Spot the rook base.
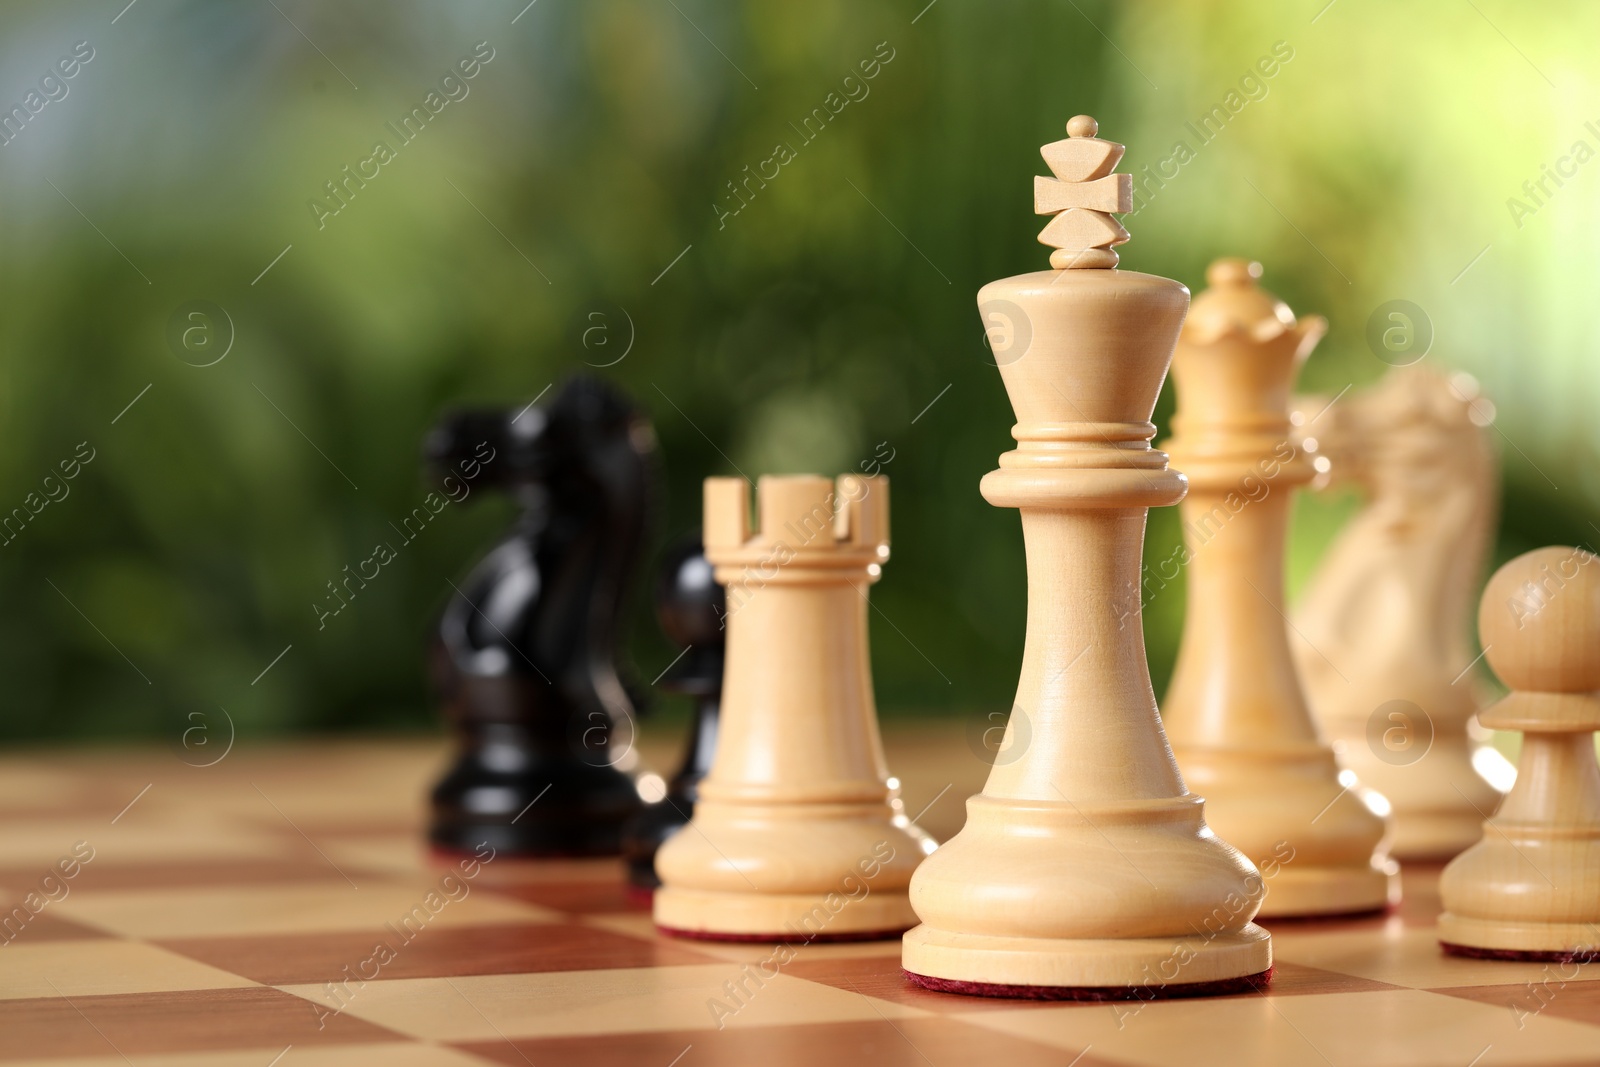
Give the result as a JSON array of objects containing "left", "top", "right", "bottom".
[{"left": 655, "top": 886, "right": 916, "bottom": 941}]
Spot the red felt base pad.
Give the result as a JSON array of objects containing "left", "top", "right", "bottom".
[
  {"left": 656, "top": 924, "right": 911, "bottom": 944},
  {"left": 1441, "top": 942, "right": 1600, "bottom": 964},
  {"left": 903, "top": 966, "right": 1274, "bottom": 1001}
]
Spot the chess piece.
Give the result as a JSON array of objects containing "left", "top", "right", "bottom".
[
  {"left": 1292, "top": 368, "right": 1506, "bottom": 858},
  {"left": 903, "top": 119, "right": 1270, "bottom": 997},
  {"left": 428, "top": 376, "right": 658, "bottom": 856},
  {"left": 1034, "top": 113, "right": 1132, "bottom": 270},
  {"left": 1160, "top": 259, "right": 1396, "bottom": 918},
  {"left": 654, "top": 475, "right": 929, "bottom": 939},
  {"left": 1440, "top": 546, "right": 1600, "bottom": 960},
  {"left": 621, "top": 534, "right": 725, "bottom": 893}
]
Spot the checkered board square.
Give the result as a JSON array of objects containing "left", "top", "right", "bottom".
[{"left": 1, "top": 732, "right": 1597, "bottom": 1067}]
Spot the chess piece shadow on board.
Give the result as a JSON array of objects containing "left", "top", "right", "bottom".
[
  {"left": 427, "top": 375, "right": 659, "bottom": 857},
  {"left": 903, "top": 118, "right": 1271, "bottom": 999},
  {"left": 620, "top": 533, "right": 724, "bottom": 896},
  {"left": 1440, "top": 546, "right": 1600, "bottom": 961},
  {"left": 1290, "top": 368, "right": 1507, "bottom": 859}
]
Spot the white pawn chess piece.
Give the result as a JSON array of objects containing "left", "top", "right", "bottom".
[
  {"left": 1160, "top": 259, "right": 1396, "bottom": 918},
  {"left": 654, "top": 474, "right": 930, "bottom": 939},
  {"left": 902, "top": 119, "right": 1270, "bottom": 997},
  {"left": 1439, "top": 546, "right": 1600, "bottom": 960}
]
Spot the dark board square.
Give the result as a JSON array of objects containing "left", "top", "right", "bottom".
[
  {"left": 0, "top": 986, "right": 401, "bottom": 1060},
  {"left": 1435, "top": 979, "right": 1600, "bottom": 1027},
  {"left": 456, "top": 1018, "right": 1113, "bottom": 1067},
  {"left": 158, "top": 920, "right": 718, "bottom": 984}
]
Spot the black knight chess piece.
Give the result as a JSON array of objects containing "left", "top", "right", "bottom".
[
  {"left": 427, "top": 376, "right": 658, "bottom": 856},
  {"left": 621, "top": 534, "right": 725, "bottom": 893}
]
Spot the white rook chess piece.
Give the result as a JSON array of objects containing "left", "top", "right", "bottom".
[
  {"left": 902, "top": 118, "right": 1270, "bottom": 997},
  {"left": 1160, "top": 259, "right": 1397, "bottom": 918},
  {"left": 1440, "top": 546, "right": 1600, "bottom": 959},
  {"left": 654, "top": 474, "right": 929, "bottom": 940}
]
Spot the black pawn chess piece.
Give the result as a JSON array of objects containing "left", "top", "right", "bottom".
[
  {"left": 621, "top": 534, "right": 725, "bottom": 893},
  {"left": 427, "top": 376, "right": 658, "bottom": 856}
]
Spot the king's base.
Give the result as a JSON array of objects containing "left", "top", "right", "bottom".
[
  {"left": 1256, "top": 860, "right": 1398, "bottom": 919},
  {"left": 1439, "top": 914, "right": 1600, "bottom": 958},
  {"left": 900, "top": 922, "right": 1271, "bottom": 993},
  {"left": 654, "top": 886, "right": 916, "bottom": 942},
  {"left": 660, "top": 924, "right": 911, "bottom": 944}
]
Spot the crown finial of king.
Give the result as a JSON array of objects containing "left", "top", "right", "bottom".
[{"left": 1034, "top": 115, "right": 1133, "bottom": 270}]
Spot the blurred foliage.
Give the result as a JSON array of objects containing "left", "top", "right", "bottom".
[{"left": 1, "top": 0, "right": 1596, "bottom": 742}]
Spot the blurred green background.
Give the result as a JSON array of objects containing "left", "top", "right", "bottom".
[{"left": 3, "top": 0, "right": 1597, "bottom": 742}]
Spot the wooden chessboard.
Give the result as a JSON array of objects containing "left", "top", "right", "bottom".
[{"left": 3, "top": 726, "right": 1598, "bottom": 1067}]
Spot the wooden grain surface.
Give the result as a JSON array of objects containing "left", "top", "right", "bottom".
[{"left": 0, "top": 728, "right": 1595, "bottom": 1066}]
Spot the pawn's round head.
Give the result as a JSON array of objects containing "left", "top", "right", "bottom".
[
  {"left": 1480, "top": 546, "right": 1600, "bottom": 693},
  {"left": 655, "top": 535, "right": 726, "bottom": 649}
]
